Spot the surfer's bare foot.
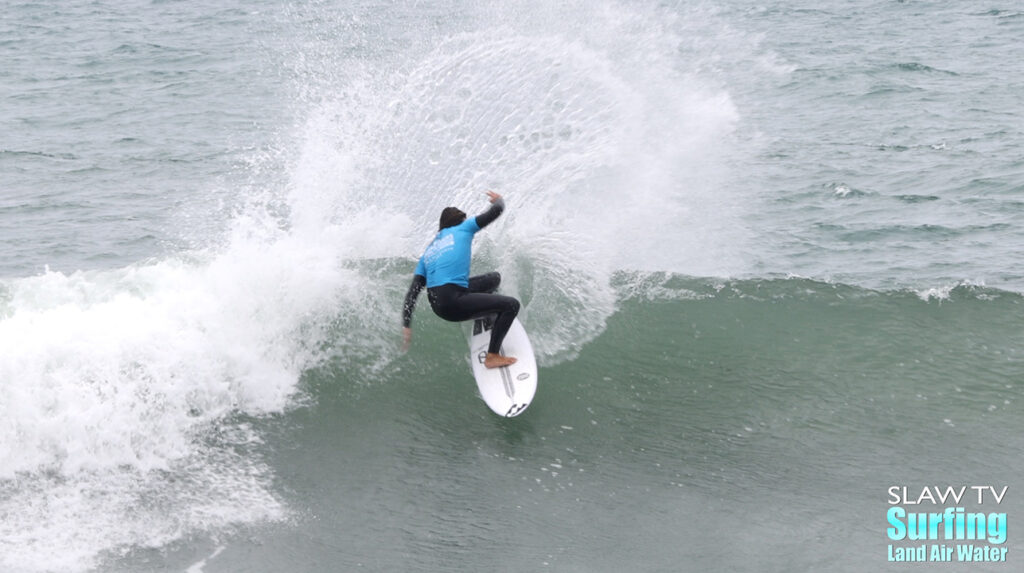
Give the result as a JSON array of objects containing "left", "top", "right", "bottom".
[{"left": 484, "top": 353, "right": 517, "bottom": 369}]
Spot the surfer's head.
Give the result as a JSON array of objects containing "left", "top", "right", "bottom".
[{"left": 439, "top": 207, "right": 467, "bottom": 230}]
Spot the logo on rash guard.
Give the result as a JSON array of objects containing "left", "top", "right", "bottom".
[{"left": 423, "top": 233, "right": 455, "bottom": 265}]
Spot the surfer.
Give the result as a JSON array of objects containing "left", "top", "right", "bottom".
[{"left": 402, "top": 191, "right": 520, "bottom": 369}]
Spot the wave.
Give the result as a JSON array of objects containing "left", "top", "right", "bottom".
[
  {"left": 892, "top": 62, "right": 959, "bottom": 76},
  {"left": 1, "top": 1, "right": 763, "bottom": 570},
  {"left": 3, "top": 255, "right": 1019, "bottom": 572},
  {"left": 617, "top": 272, "right": 1024, "bottom": 304}
]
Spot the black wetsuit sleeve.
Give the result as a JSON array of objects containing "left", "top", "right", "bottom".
[
  {"left": 474, "top": 197, "right": 505, "bottom": 229},
  {"left": 402, "top": 274, "right": 426, "bottom": 327}
]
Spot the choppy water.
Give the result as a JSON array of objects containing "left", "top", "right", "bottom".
[{"left": 1, "top": 1, "right": 1022, "bottom": 572}]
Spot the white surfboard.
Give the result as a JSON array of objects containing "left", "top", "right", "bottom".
[{"left": 467, "top": 315, "right": 537, "bottom": 417}]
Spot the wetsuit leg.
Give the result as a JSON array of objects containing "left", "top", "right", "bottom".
[
  {"left": 429, "top": 283, "right": 520, "bottom": 354},
  {"left": 481, "top": 294, "right": 520, "bottom": 354},
  {"left": 467, "top": 272, "right": 501, "bottom": 294}
]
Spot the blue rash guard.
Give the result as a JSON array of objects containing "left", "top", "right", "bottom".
[
  {"left": 401, "top": 198, "right": 505, "bottom": 328},
  {"left": 401, "top": 198, "right": 519, "bottom": 355},
  {"left": 414, "top": 217, "right": 481, "bottom": 288}
]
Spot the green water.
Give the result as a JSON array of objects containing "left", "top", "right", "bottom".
[{"left": 103, "top": 278, "right": 1024, "bottom": 572}]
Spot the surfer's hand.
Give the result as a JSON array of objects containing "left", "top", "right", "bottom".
[
  {"left": 485, "top": 190, "right": 502, "bottom": 203},
  {"left": 402, "top": 327, "right": 412, "bottom": 352}
]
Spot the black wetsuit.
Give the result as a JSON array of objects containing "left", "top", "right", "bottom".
[{"left": 402, "top": 199, "right": 520, "bottom": 355}]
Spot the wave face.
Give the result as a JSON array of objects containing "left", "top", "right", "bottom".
[{"left": 99, "top": 276, "right": 1024, "bottom": 572}]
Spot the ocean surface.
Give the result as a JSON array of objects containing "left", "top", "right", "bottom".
[{"left": 1, "top": 1, "right": 1022, "bottom": 571}]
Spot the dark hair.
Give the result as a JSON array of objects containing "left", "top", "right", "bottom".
[{"left": 439, "top": 207, "right": 467, "bottom": 230}]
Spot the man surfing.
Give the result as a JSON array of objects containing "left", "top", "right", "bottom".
[{"left": 402, "top": 191, "right": 520, "bottom": 369}]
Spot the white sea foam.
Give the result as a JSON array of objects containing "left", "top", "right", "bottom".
[
  {"left": 0, "top": 232, "right": 348, "bottom": 570},
  {"left": 914, "top": 279, "right": 987, "bottom": 302},
  {"left": 0, "top": 144, "right": 401, "bottom": 570}
]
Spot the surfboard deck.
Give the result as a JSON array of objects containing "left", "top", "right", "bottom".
[{"left": 466, "top": 315, "right": 537, "bottom": 417}]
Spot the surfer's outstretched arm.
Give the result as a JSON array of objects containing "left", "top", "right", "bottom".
[
  {"left": 475, "top": 191, "right": 505, "bottom": 229},
  {"left": 401, "top": 273, "right": 426, "bottom": 350}
]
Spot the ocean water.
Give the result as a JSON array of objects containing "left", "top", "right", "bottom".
[{"left": 1, "top": 1, "right": 1022, "bottom": 571}]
